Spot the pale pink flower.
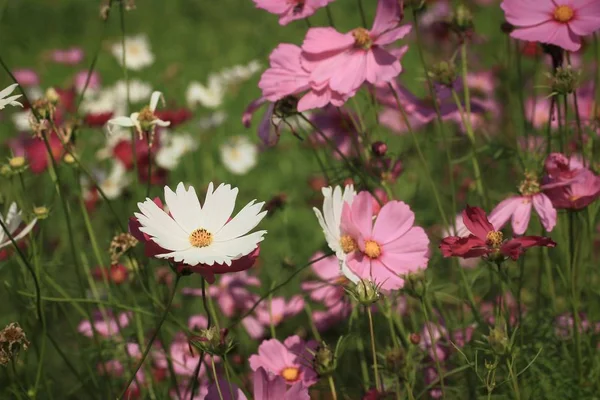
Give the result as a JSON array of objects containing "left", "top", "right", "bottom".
[
  {"left": 525, "top": 96, "right": 558, "bottom": 129},
  {"left": 255, "top": 295, "right": 305, "bottom": 327},
  {"left": 170, "top": 381, "right": 209, "bottom": 400},
  {"left": 249, "top": 335, "right": 318, "bottom": 386},
  {"left": 312, "top": 301, "right": 352, "bottom": 331},
  {"left": 253, "top": 0, "right": 335, "bottom": 26},
  {"left": 301, "top": 252, "right": 348, "bottom": 306},
  {"left": 74, "top": 70, "right": 101, "bottom": 92},
  {"left": 501, "top": 0, "right": 600, "bottom": 52},
  {"left": 154, "top": 333, "right": 207, "bottom": 377},
  {"left": 259, "top": 44, "right": 349, "bottom": 112},
  {"left": 340, "top": 191, "right": 430, "bottom": 290},
  {"left": 51, "top": 47, "right": 84, "bottom": 65},
  {"left": 13, "top": 69, "right": 39, "bottom": 86},
  {"left": 78, "top": 310, "right": 131, "bottom": 338},
  {"left": 542, "top": 152, "right": 600, "bottom": 209},
  {"left": 309, "top": 106, "right": 359, "bottom": 159},
  {"left": 301, "top": 0, "right": 411, "bottom": 95},
  {"left": 489, "top": 173, "right": 557, "bottom": 235}
]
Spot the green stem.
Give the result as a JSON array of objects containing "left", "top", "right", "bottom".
[
  {"left": 211, "top": 357, "right": 225, "bottom": 400},
  {"left": 118, "top": 274, "right": 181, "bottom": 399},
  {"left": 367, "top": 307, "right": 381, "bottom": 391},
  {"left": 328, "top": 375, "right": 338, "bottom": 400},
  {"left": 507, "top": 358, "right": 521, "bottom": 400},
  {"left": 422, "top": 298, "right": 446, "bottom": 398}
]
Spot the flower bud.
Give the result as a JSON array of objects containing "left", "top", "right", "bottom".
[
  {"left": 548, "top": 66, "right": 580, "bottom": 95},
  {"left": 371, "top": 141, "right": 387, "bottom": 157},
  {"left": 452, "top": 4, "right": 474, "bottom": 32},
  {"left": 33, "top": 206, "right": 50, "bottom": 220},
  {"left": 486, "top": 319, "right": 509, "bottom": 356},
  {"left": 45, "top": 88, "right": 60, "bottom": 104},
  {"left": 0, "top": 164, "right": 12, "bottom": 177},
  {"left": 347, "top": 279, "right": 381, "bottom": 305},
  {"left": 8, "top": 156, "right": 26, "bottom": 171},
  {"left": 63, "top": 153, "right": 76, "bottom": 165},
  {"left": 384, "top": 347, "right": 406, "bottom": 374},
  {"left": 190, "top": 326, "right": 234, "bottom": 356},
  {"left": 428, "top": 61, "right": 457, "bottom": 87},
  {"left": 403, "top": 271, "right": 428, "bottom": 299},
  {"left": 409, "top": 333, "right": 421, "bottom": 345},
  {"left": 312, "top": 342, "right": 336, "bottom": 377}
]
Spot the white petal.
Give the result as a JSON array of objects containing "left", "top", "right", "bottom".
[
  {"left": 0, "top": 83, "right": 19, "bottom": 99},
  {"left": 313, "top": 207, "right": 340, "bottom": 254},
  {"left": 5, "top": 203, "right": 21, "bottom": 235},
  {"left": 149, "top": 91, "right": 163, "bottom": 111},
  {"left": 12, "top": 218, "right": 37, "bottom": 242},
  {"left": 164, "top": 183, "right": 202, "bottom": 233},
  {"left": 212, "top": 230, "right": 266, "bottom": 258},
  {"left": 196, "top": 182, "right": 214, "bottom": 228},
  {"left": 108, "top": 116, "right": 135, "bottom": 128},
  {"left": 213, "top": 200, "right": 266, "bottom": 241},
  {"left": 136, "top": 199, "right": 190, "bottom": 251},
  {"left": 202, "top": 183, "right": 238, "bottom": 233},
  {"left": 157, "top": 246, "right": 231, "bottom": 266},
  {"left": 153, "top": 118, "right": 170, "bottom": 127}
]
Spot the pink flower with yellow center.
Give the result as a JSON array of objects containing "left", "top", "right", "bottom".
[{"left": 501, "top": 0, "right": 600, "bottom": 51}]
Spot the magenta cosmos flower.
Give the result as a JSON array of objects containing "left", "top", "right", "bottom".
[
  {"left": 501, "top": 0, "right": 600, "bottom": 51},
  {"left": 542, "top": 153, "right": 600, "bottom": 210},
  {"left": 259, "top": 43, "right": 349, "bottom": 112},
  {"left": 253, "top": 0, "right": 335, "bottom": 26},
  {"left": 249, "top": 335, "right": 318, "bottom": 386},
  {"left": 440, "top": 206, "right": 556, "bottom": 262},
  {"left": 489, "top": 172, "right": 557, "bottom": 235},
  {"left": 340, "top": 191, "right": 430, "bottom": 291},
  {"left": 77, "top": 310, "right": 131, "bottom": 338},
  {"left": 301, "top": 0, "right": 411, "bottom": 96}
]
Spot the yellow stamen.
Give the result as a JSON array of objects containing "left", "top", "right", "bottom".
[
  {"left": 352, "top": 27, "right": 372, "bottom": 49},
  {"left": 554, "top": 5, "right": 574, "bottom": 23},
  {"left": 364, "top": 240, "right": 381, "bottom": 259},
  {"left": 340, "top": 235, "right": 358, "bottom": 254},
  {"left": 189, "top": 228, "right": 213, "bottom": 248},
  {"left": 485, "top": 231, "right": 504, "bottom": 248},
  {"left": 281, "top": 367, "right": 300, "bottom": 382}
]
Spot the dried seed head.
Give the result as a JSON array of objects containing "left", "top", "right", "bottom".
[
  {"left": 109, "top": 232, "right": 139, "bottom": 265},
  {"left": 0, "top": 322, "right": 30, "bottom": 361}
]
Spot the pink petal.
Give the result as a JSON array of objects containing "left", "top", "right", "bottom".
[
  {"left": 500, "top": 0, "right": 554, "bottom": 26},
  {"left": 369, "top": 258, "right": 405, "bottom": 290},
  {"left": 372, "top": 200, "right": 415, "bottom": 245},
  {"left": 350, "top": 191, "right": 375, "bottom": 238},
  {"left": 569, "top": 0, "right": 600, "bottom": 36},
  {"left": 511, "top": 22, "right": 581, "bottom": 52},
  {"left": 328, "top": 51, "right": 368, "bottom": 94},
  {"left": 462, "top": 206, "right": 494, "bottom": 241},
  {"left": 371, "top": 0, "right": 402, "bottom": 36},
  {"left": 511, "top": 199, "right": 533, "bottom": 236},
  {"left": 488, "top": 196, "right": 521, "bottom": 231},
  {"left": 302, "top": 27, "right": 354, "bottom": 55},
  {"left": 374, "top": 25, "right": 412, "bottom": 46},
  {"left": 365, "top": 47, "right": 402, "bottom": 85},
  {"left": 297, "top": 87, "right": 332, "bottom": 112},
  {"left": 532, "top": 193, "right": 557, "bottom": 232},
  {"left": 379, "top": 226, "right": 430, "bottom": 271}
]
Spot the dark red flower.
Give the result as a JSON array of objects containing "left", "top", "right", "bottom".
[
  {"left": 84, "top": 112, "right": 113, "bottom": 127},
  {"left": 154, "top": 108, "right": 193, "bottom": 127},
  {"left": 440, "top": 205, "right": 556, "bottom": 262},
  {"left": 24, "top": 132, "right": 63, "bottom": 174}
]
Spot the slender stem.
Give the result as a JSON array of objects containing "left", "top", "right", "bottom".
[
  {"left": 304, "top": 302, "right": 322, "bottom": 341},
  {"left": 189, "top": 278, "right": 212, "bottom": 399},
  {"left": 328, "top": 376, "right": 338, "bottom": 400},
  {"left": 119, "top": 274, "right": 181, "bottom": 399},
  {"left": 325, "top": 5, "right": 336, "bottom": 28},
  {"left": 507, "top": 358, "right": 521, "bottom": 400},
  {"left": 422, "top": 299, "right": 446, "bottom": 398},
  {"left": 367, "top": 307, "right": 381, "bottom": 391},
  {"left": 211, "top": 356, "right": 225, "bottom": 400},
  {"left": 356, "top": 0, "right": 367, "bottom": 27},
  {"left": 569, "top": 211, "right": 582, "bottom": 382},
  {"left": 146, "top": 133, "right": 152, "bottom": 197}
]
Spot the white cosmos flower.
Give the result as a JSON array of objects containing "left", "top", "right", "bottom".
[
  {"left": 107, "top": 91, "right": 170, "bottom": 136},
  {"left": 0, "top": 203, "right": 37, "bottom": 250},
  {"left": 111, "top": 35, "right": 154, "bottom": 71},
  {"left": 313, "top": 185, "right": 359, "bottom": 283},
  {"left": 98, "top": 161, "right": 130, "bottom": 199},
  {"left": 186, "top": 75, "right": 224, "bottom": 109},
  {"left": 135, "top": 182, "right": 267, "bottom": 266},
  {"left": 81, "top": 88, "right": 119, "bottom": 115},
  {"left": 0, "top": 84, "right": 23, "bottom": 110},
  {"left": 12, "top": 111, "right": 32, "bottom": 131},
  {"left": 155, "top": 132, "right": 199, "bottom": 170},
  {"left": 220, "top": 135, "right": 257, "bottom": 175},
  {"left": 198, "top": 111, "right": 227, "bottom": 130}
]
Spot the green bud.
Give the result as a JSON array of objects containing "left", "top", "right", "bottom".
[
  {"left": 548, "top": 66, "right": 580, "bottom": 95},
  {"left": 403, "top": 271, "right": 428, "bottom": 299},
  {"left": 452, "top": 4, "right": 474, "bottom": 32},
  {"left": 347, "top": 279, "right": 381, "bottom": 305},
  {"left": 428, "top": 61, "right": 457, "bottom": 87},
  {"left": 190, "top": 326, "right": 234, "bottom": 357},
  {"left": 384, "top": 347, "right": 406, "bottom": 376},
  {"left": 312, "top": 342, "right": 336, "bottom": 377},
  {"left": 486, "top": 318, "right": 509, "bottom": 356}
]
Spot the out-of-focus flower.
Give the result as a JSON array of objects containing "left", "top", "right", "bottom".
[
  {"left": 440, "top": 205, "right": 556, "bottom": 262},
  {"left": 301, "top": 0, "right": 411, "bottom": 96},
  {"left": 0, "top": 203, "right": 37, "bottom": 251},
  {"left": 301, "top": 252, "right": 349, "bottom": 306},
  {"left": 111, "top": 35, "right": 154, "bottom": 70},
  {"left": 525, "top": 96, "right": 558, "bottom": 129},
  {"left": 0, "top": 84, "right": 23, "bottom": 110},
  {"left": 489, "top": 172, "right": 557, "bottom": 235},
  {"left": 249, "top": 335, "right": 319, "bottom": 386},
  {"left": 198, "top": 111, "right": 228, "bottom": 130},
  {"left": 186, "top": 76, "right": 224, "bottom": 109},
  {"left": 95, "top": 161, "right": 131, "bottom": 200},
  {"left": 108, "top": 91, "right": 170, "bottom": 138},
  {"left": 542, "top": 153, "right": 600, "bottom": 210},
  {"left": 220, "top": 135, "right": 258, "bottom": 175},
  {"left": 130, "top": 183, "right": 266, "bottom": 280},
  {"left": 340, "top": 191, "right": 430, "bottom": 290},
  {"left": 112, "top": 79, "right": 153, "bottom": 104},
  {"left": 13, "top": 69, "right": 39, "bottom": 87},
  {"left": 77, "top": 310, "right": 131, "bottom": 338},
  {"left": 501, "top": 0, "right": 600, "bottom": 51},
  {"left": 309, "top": 106, "right": 359, "bottom": 159},
  {"left": 154, "top": 108, "right": 193, "bottom": 127},
  {"left": 313, "top": 185, "right": 359, "bottom": 282},
  {"left": 50, "top": 47, "right": 84, "bottom": 64},
  {"left": 155, "top": 132, "right": 198, "bottom": 170},
  {"left": 255, "top": 295, "right": 304, "bottom": 327},
  {"left": 218, "top": 60, "right": 262, "bottom": 86},
  {"left": 154, "top": 333, "right": 208, "bottom": 377},
  {"left": 253, "top": 0, "right": 335, "bottom": 26},
  {"left": 74, "top": 70, "right": 101, "bottom": 93}
]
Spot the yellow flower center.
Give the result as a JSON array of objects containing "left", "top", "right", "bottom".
[
  {"left": 189, "top": 228, "right": 213, "bottom": 248},
  {"left": 554, "top": 5, "right": 574, "bottom": 23},
  {"left": 364, "top": 240, "right": 381, "bottom": 259},
  {"left": 352, "top": 28, "right": 372, "bottom": 50},
  {"left": 138, "top": 106, "right": 156, "bottom": 124},
  {"left": 335, "top": 276, "right": 349, "bottom": 285},
  {"left": 485, "top": 231, "right": 504, "bottom": 248},
  {"left": 280, "top": 367, "right": 300, "bottom": 382},
  {"left": 340, "top": 235, "right": 358, "bottom": 254}
]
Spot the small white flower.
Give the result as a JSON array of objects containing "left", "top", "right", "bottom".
[
  {"left": 186, "top": 75, "right": 224, "bottom": 109},
  {"left": 218, "top": 60, "right": 262, "bottom": 86},
  {"left": 98, "top": 161, "right": 131, "bottom": 199},
  {"left": 12, "top": 111, "right": 32, "bottom": 131},
  {"left": 107, "top": 91, "right": 170, "bottom": 137},
  {"left": 111, "top": 35, "right": 154, "bottom": 71},
  {"left": 0, "top": 203, "right": 37, "bottom": 250},
  {"left": 155, "top": 132, "right": 199, "bottom": 170},
  {"left": 198, "top": 111, "right": 227, "bottom": 130},
  {"left": 134, "top": 182, "right": 267, "bottom": 266},
  {"left": 313, "top": 185, "right": 359, "bottom": 282},
  {"left": 81, "top": 88, "right": 119, "bottom": 115},
  {"left": 0, "top": 84, "right": 23, "bottom": 110},
  {"left": 220, "top": 136, "right": 257, "bottom": 175},
  {"left": 112, "top": 79, "right": 153, "bottom": 104}
]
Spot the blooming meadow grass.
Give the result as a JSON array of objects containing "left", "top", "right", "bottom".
[{"left": 1, "top": 0, "right": 600, "bottom": 399}]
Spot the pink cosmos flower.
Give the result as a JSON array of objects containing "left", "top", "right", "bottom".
[
  {"left": 255, "top": 295, "right": 305, "bottom": 327},
  {"left": 340, "top": 191, "right": 430, "bottom": 290},
  {"left": 13, "top": 69, "right": 39, "bottom": 86},
  {"left": 154, "top": 333, "right": 208, "bottom": 377},
  {"left": 312, "top": 301, "right": 352, "bottom": 331},
  {"left": 78, "top": 310, "right": 131, "bottom": 338},
  {"left": 501, "top": 0, "right": 600, "bottom": 52},
  {"left": 309, "top": 106, "right": 359, "bottom": 159},
  {"left": 170, "top": 381, "right": 209, "bottom": 400},
  {"left": 253, "top": 0, "right": 335, "bottom": 26},
  {"left": 301, "top": 252, "right": 348, "bottom": 306},
  {"left": 50, "top": 47, "right": 84, "bottom": 64},
  {"left": 259, "top": 44, "right": 349, "bottom": 112},
  {"left": 301, "top": 0, "right": 411, "bottom": 96},
  {"left": 525, "top": 96, "right": 559, "bottom": 129},
  {"left": 75, "top": 70, "right": 101, "bottom": 92},
  {"left": 440, "top": 205, "right": 556, "bottom": 261},
  {"left": 542, "top": 152, "right": 600, "bottom": 209},
  {"left": 489, "top": 173, "right": 557, "bottom": 235},
  {"left": 249, "top": 335, "right": 318, "bottom": 386}
]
